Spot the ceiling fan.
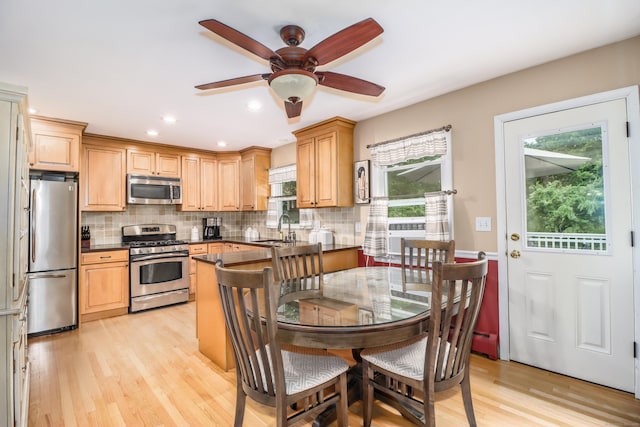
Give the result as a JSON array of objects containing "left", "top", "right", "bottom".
[{"left": 195, "top": 18, "right": 385, "bottom": 119}]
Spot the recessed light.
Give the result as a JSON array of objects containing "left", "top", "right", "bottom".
[
  {"left": 28, "top": 108, "right": 38, "bottom": 114},
  {"left": 162, "top": 115, "right": 177, "bottom": 123},
  {"left": 146, "top": 130, "right": 159, "bottom": 137},
  {"left": 217, "top": 141, "right": 227, "bottom": 147},
  {"left": 247, "top": 100, "right": 262, "bottom": 111}
]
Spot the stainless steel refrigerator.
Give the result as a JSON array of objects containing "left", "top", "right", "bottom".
[{"left": 27, "top": 173, "right": 78, "bottom": 335}]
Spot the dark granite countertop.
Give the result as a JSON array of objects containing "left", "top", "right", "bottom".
[
  {"left": 193, "top": 243, "right": 359, "bottom": 267},
  {"left": 80, "top": 243, "right": 130, "bottom": 253},
  {"left": 81, "top": 237, "right": 359, "bottom": 257}
]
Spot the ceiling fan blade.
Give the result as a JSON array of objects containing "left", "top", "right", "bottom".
[
  {"left": 304, "top": 18, "right": 383, "bottom": 66},
  {"left": 199, "top": 19, "right": 280, "bottom": 61},
  {"left": 285, "top": 101, "right": 303, "bottom": 118},
  {"left": 316, "top": 71, "right": 385, "bottom": 96},
  {"left": 195, "top": 73, "right": 270, "bottom": 90}
]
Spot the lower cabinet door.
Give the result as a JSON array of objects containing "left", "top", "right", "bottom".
[{"left": 80, "top": 261, "right": 129, "bottom": 314}]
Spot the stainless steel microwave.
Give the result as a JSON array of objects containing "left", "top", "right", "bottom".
[{"left": 127, "top": 174, "right": 182, "bottom": 205}]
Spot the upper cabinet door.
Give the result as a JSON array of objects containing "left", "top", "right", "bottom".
[
  {"left": 81, "top": 141, "right": 126, "bottom": 211},
  {"left": 179, "top": 156, "right": 201, "bottom": 211},
  {"left": 296, "top": 137, "right": 316, "bottom": 208},
  {"left": 30, "top": 117, "right": 86, "bottom": 172},
  {"left": 200, "top": 157, "right": 218, "bottom": 211},
  {"left": 156, "top": 152, "right": 181, "bottom": 177},
  {"left": 240, "top": 147, "right": 271, "bottom": 211},
  {"left": 314, "top": 131, "right": 338, "bottom": 207},
  {"left": 218, "top": 157, "right": 240, "bottom": 211},
  {"left": 127, "top": 149, "right": 155, "bottom": 175}
]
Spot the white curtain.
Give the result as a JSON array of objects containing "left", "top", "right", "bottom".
[
  {"left": 370, "top": 128, "right": 448, "bottom": 167},
  {"left": 363, "top": 198, "right": 388, "bottom": 257},
  {"left": 266, "top": 198, "right": 279, "bottom": 228},
  {"left": 268, "top": 164, "right": 296, "bottom": 185},
  {"left": 424, "top": 192, "right": 450, "bottom": 240}
]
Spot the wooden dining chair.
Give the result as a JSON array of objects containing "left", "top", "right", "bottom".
[
  {"left": 400, "top": 238, "right": 455, "bottom": 285},
  {"left": 271, "top": 243, "right": 324, "bottom": 305},
  {"left": 361, "top": 252, "right": 488, "bottom": 427},
  {"left": 215, "top": 265, "right": 349, "bottom": 427}
]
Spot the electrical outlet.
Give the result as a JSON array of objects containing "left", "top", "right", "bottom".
[
  {"left": 355, "top": 222, "right": 361, "bottom": 233},
  {"left": 475, "top": 217, "right": 492, "bottom": 232}
]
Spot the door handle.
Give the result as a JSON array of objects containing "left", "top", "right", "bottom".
[
  {"left": 29, "top": 273, "right": 67, "bottom": 279},
  {"left": 510, "top": 250, "right": 521, "bottom": 259},
  {"left": 31, "top": 188, "right": 36, "bottom": 263}
]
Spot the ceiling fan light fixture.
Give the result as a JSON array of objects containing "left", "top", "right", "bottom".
[{"left": 268, "top": 70, "right": 318, "bottom": 103}]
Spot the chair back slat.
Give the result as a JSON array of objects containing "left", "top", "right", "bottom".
[
  {"left": 216, "top": 266, "right": 284, "bottom": 401},
  {"left": 400, "top": 239, "right": 455, "bottom": 286},
  {"left": 272, "top": 243, "right": 324, "bottom": 304},
  {"left": 426, "top": 254, "right": 488, "bottom": 387}
]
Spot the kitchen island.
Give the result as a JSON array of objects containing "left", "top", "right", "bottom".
[{"left": 193, "top": 243, "right": 359, "bottom": 370}]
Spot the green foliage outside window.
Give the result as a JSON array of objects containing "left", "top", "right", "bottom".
[
  {"left": 386, "top": 155, "right": 442, "bottom": 218},
  {"left": 525, "top": 127, "right": 605, "bottom": 233}
]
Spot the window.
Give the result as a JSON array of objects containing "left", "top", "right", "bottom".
[
  {"left": 372, "top": 140, "right": 452, "bottom": 223},
  {"left": 267, "top": 165, "right": 311, "bottom": 228},
  {"left": 272, "top": 179, "right": 300, "bottom": 225},
  {"left": 366, "top": 129, "right": 453, "bottom": 258}
]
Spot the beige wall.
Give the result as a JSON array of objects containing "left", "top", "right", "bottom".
[
  {"left": 271, "top": 141, "right": 296, "bottom": 168},
  {"left": 353, "top": 35, "right": 640, "bottom": 252}
]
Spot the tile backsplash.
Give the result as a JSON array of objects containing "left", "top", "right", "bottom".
[{"left": 82, "top": 205, "right": 357, "bottom": 246}]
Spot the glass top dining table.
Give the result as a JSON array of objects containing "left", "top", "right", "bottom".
[{"left": 276, "top": 266, "right": 436, "bottom": 349}]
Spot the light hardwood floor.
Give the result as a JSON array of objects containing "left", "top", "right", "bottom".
[{"left": 28, "top": 302, "right": 640, "bottom": 426}]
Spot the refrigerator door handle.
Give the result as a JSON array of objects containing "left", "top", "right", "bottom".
[
  {"left": 31, "top": 188, "right": 36, "bottom": 264},
  {"left": 29, "top": 273, "right": 68, "bottom": 279}
]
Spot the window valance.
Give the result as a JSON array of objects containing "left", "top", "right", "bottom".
[
  {"left": 368, "top": 125, "right": 451, "bottom": 167},
  {"left": 268, "top": 164, "right": 296, "bottom": 184}
]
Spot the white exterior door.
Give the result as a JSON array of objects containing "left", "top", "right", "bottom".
[{"left": 503, "top": 98, "right": 635, "bottom": 393}]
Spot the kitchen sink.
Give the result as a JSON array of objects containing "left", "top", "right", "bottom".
[{"left": 253, "top": 239, "right": 294, "bottom": 246}]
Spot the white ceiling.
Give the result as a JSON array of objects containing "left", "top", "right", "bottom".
[{"left": 1, "top": 1, "right": 639, "bottom": 152}]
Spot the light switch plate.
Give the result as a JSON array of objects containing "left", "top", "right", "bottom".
[
  {"left": 475, "top": 217, "right": 492, "bottom": 232},
  {"left": 355, "top": 222, "right": 361, "bottom": 233}
]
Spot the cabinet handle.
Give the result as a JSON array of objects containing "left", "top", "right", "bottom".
[{"left": 100, "top": 256, "right": 112, "bottom": 259}]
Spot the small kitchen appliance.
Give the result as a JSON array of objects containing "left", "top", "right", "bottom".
[
  {"left": 127, "top": 174, "right": 182, "bottom": 205},
  {"left": 203, "top": 217, "right": 222, "bottom": 240}
]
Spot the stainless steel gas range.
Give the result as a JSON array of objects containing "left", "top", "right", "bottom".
[{"left": 122, "top": 224, "right": 189, "bottom": 313}]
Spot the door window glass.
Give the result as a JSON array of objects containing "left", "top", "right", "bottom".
[{"left": 523, "top": 124, "right": 607, "bottom": 252}]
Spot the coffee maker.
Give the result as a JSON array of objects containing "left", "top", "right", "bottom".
[{"left": 203, "top": 217, "right": 222, "bottom": 240}]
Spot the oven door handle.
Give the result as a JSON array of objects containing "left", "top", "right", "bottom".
[{"left": 130, "top": 253, "right": 189, "bottom": 262}]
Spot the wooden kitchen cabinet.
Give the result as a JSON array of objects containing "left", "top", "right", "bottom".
[
  {"left": 179, "top": 154, "right": 217, "bottom": 212},
  {"left": 126, "top": 148, "right": 181, "bottom": 178},
  {"left": 207, "top": 242, "right": 225, "bottom": 254},
  {"left": 81, "top": 137, "right": 126, "bottom": 211},
  {"left": 188, "top": 242, "right": 226, "bottom": 306},
  {"left": 29, "top": 116, "right": 86, "bottom": 172},
  {"left": 188, "top": 243, "right": 208, "bottom": 299},
  {"left": 0, "top": 83, "right": 30, "bottom": 427},
  {"left": 293, "top": 117, "right": 355, "bottom": 208},
  {"left": 224, "top": 242, "right": 261, "bottom": 252},
  {"left": 218, "top": 154, "right": 241, "bottom": 211},
  {"left": 240, "top": 147, "right": 271, "bottom": 211},
  {"left": 79, "top": 249, "right": 129, "bottom": 322},
  {"left": 299, "top": 297, "right": 357, "bottom": 326}
]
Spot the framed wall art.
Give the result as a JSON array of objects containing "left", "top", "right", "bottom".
[{"left": 354, "top": 160, "right": 370, "bottom": 204}]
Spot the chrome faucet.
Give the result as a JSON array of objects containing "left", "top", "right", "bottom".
[{"left": 277, "top": 214, "right": 294, "bottom": 243}]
